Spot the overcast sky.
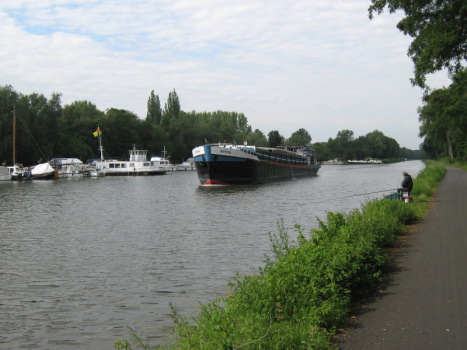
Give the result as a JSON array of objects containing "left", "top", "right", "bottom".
[{"left": 0, "top": 0, "right": 451, "bottom": 149}]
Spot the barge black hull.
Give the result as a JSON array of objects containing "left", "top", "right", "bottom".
[{"left": 195, "top": 159, "right": 319, "bottom": 185}]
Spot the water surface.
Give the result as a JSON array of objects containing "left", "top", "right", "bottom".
[{"left": 0, "top": 161, "right": 424, "bottom": 349}]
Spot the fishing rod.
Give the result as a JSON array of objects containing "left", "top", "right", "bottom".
[{"left": 308, "top": 188, "right": 397, "bottom": 204}]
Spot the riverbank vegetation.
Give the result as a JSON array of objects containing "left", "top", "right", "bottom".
[
  {"left": 439, "top": 158, "right": 467, "bottom": 172},
  {"left": 1, "top": 85, "right": 422, "bottom": 166},
  {"left": 114, "top": 161, "right": 446, "bottom": 349}
]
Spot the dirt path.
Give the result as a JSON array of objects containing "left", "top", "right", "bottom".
[{"left": 337, "top": 166, "right": 467, "bottom": 350}]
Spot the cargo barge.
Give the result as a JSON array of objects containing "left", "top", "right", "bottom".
[{"left": 192, "top": 143, "right": 320, "bottom": 185}]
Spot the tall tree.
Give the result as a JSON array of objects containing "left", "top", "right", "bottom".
[
  {"left": 329, "top": 129, "right": 354, "bottom": 160},
  {"left": 147, "top": 90, "right": 162, "bottom": 124},
  {"left": 60, "top": 100, "right": 104, "bottom": 160},
  {"left": 369, "top": 0, "right": 467, "bottom": 88},
  {"left": 0, "top": 85, "right": 20, "bottom": 164},
  {"left": 365, "top": 130, "right": 387, "bottom": 159},
  {"left": 163, "top": 89, "right": 181, "bottom": 122},
  {"left": 268, "top": 130, "right": 284, "bottom": 148}
]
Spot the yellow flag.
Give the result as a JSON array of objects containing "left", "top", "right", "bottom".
[{"left": 93, "top": 127, "right": 101, "bottom": 137}]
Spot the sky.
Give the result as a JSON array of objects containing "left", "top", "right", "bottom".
[{"left": 0, "top": 0, "right": 451, "bottom": 150}]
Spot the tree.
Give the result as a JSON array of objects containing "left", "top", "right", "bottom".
[
  {"left": 328, "top": 129, "right": 354, "bottom": 160},
  {"left": 0, "top": 85, "right": 20, "bottom": 164},
  {"left": 163, "top": 89, "right": 180, "bottom": 122},
  {"left": 268, "top": 130, "right": 284, "bottom": 148},
  {"left": 60, "top": 100, "right": 104, "bottom": 160},
  {"left": 104, "top": 108, "right": 142, "bottom": 158},
  {"left": 369, "top": 0, "right": 467, "bottom": 88},
  {"left": 245, "top": 129, "right": 268, "bottom": 147},
  {"left": 285, "top": 128, "right": 312, "bottom": 146},
  {"left": 147, "top": 90, "right": 162, "bottom": 124},
  {"left": 418, "top": 69, "right": 467, "bottom": 159},
  {"left": 311, "top": 142, "right": 332, "bottom": 161},
  {"left": 365, "top": 130, "right": 388, "bottom": 159}
]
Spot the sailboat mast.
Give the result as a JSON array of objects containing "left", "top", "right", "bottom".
[{"left": 12, "top": 108, "right": 16, "bottom": 164}]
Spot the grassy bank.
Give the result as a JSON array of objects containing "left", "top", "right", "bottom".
[
  {"left": 116, "top": 161, "right": 446, "bottom": 350},
  {"left": 439, "top": 157, "right": 467, "bottom": 171}
]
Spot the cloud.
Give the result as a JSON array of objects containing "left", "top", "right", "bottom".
[{"left": 0, "top": 0, "right": 451, "bottom": 149}]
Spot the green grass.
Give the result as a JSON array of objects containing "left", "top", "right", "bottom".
[
  {"left": 115, "top": 161, "right": 447, "bottom": 350},
  {"left": 438, "top": 157, "right": 467, "bottom": 171}
]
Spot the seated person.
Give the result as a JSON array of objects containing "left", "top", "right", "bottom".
[{"left": 398, "top": 172, "right": 413, "bottom": 194}]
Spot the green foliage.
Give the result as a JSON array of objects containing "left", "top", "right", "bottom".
[
  {"left": 0, "top": 86, "right": 281, "bottom": 164},
  {"left": 162, "top": 89, "right": 181, "bottom": 122},
  {"left": 268, "top": 130, "right": 284, "bottom": 148},
  {"left": 418, "top": 69, "right": 467, "bottom": 160},
  {"left": 285, "top": 128, "right": 312, "bottom": 146},
  {"left": 369, "top": 0, "right": 467, "bottom": 88},
  {"left": 324, "top": 129, "right": 402, "bottom": 161},
  {"left": 0, "top": 84, "right": 428, "bottom": 166},
  {"left": 439, "top": 157, "right": 467, "bottom": 171},
  {"left": 147, "top": 90, "right": 162, "bottom": 125},
  {"left": 245, "top": 129, "right": 268, "bottom": 147},
  {"left": 410, "top": 160, "right": 447, "bottom": 202}
]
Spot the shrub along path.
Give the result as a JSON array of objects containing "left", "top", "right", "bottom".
[{"left": 338, "top": 165, "right": 467, "bottom": 350}]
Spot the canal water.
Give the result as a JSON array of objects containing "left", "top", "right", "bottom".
[{"left": 0, "top": 161, "right": 424, "bottom": 349}]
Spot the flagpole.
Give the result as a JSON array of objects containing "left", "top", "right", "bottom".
[{"left": 98, "top": 127, "right": 104, "bottom": 161}]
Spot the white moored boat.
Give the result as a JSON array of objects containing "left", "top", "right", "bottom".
[
  {"left": 50, "top": 158, "right": 93, "bottom": 178},
  {"left": 0, "top": 166, "right": 12, "bottom": 181},
  {"left": 92, "top": 148, "right": 167, "bottom": 176},
  {"left": 89, "top": 127, "right": 166, "bottom": 176},
  {"left": 176, "top": 158, "right": 195, "bottom": 171}
]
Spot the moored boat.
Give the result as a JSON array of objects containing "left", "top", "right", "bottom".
[
  {"left": 10, "top": 162, "right": 56, "bottom": 180},
  {"left": 89, "top": 126, "right": 167, "bottom": 176},
  {"left": 348, "top": 158, "right": 383, "bottom": 164},
  {"left": 150, "top": 147, "right": 176, "bottom": 171},
  {"left": 91, "top": 148, "right": 167, "bottom": 176},
  {"left": 192, "top": 143, "right": 320, "bottom": 185},
  {"left": 176, "top": 158, "right": 195, "bottom": 171},
  {"left": 50, "top": 158, "right": 94, "bottom": 178},
  {"left": 0, "top": 166, "right": 12, "bottom": 181}
]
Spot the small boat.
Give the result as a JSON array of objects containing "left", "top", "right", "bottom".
[
  {"left": 7, "top": 164, "right": 25, "bottom": 180},
  {"left": 348, "top": 158, "right": 383, "bottom": 164},
  {"left": 87, "top": 168, "right": 106, "bottom": 177},
  {"left": 0, "top": 166, "right": 12, "bottom": 181},
  {"left": 10, "top": 162, "right": 56, "bottom": 180},
  {"left": 322, "top": 158, "right": 344, "bottom": 165},
  {"left": 150, "top": 147, "right": 177, "bottom": 171},
  {"left": 50, "top": 158, "right": 93, "bottom": 178},
  {"left": 192, "top": 143, "right": 320, "bottom": 185},
  {"left": 176, "top": 158, "right": 195, "bottom": 171}
]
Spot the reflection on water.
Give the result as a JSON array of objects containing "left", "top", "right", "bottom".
[{"left": 0, "top": 161, "right": 424, "bottom": 349}]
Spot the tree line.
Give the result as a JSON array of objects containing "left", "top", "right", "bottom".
[{"left": 1, "top": 85, "right": 421, "bottom": 166}]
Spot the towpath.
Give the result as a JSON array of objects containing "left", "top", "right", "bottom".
[{"left": 337, "top": 165, "right": 467, "bottom": 350}]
